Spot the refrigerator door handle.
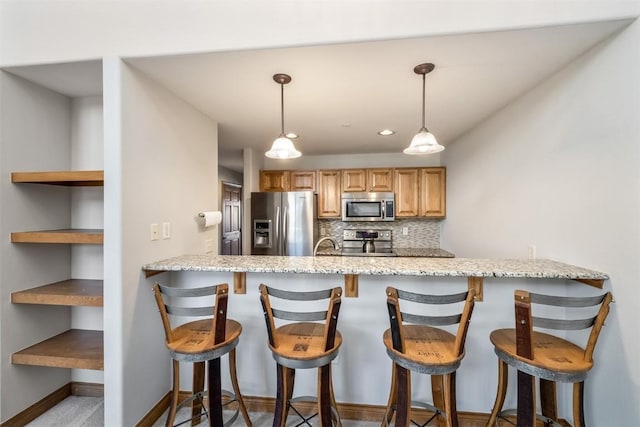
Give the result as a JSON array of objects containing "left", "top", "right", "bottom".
[
  {"left": 275, "top": 206, "right": 281, "bottom": 254},
  {"left": 282, "top": 206, "right": 288, "bottom": 255}
]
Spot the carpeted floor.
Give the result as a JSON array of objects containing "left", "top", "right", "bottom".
[{"left": 25, "top": 396, "right": 379, "bottom": 426}]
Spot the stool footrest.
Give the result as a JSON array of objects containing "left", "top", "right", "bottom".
[
  {"left": 496, "top": 408, "right": 563, "bottom": 427},
  {"left": 288, "top": 395, "right": 341, "bottom": 427},
  {"left": 382, "top": 400, "right": 443, "bottom": 427},
  {"left": 173, "top": 389, "right": 241, "bottom": 427}
]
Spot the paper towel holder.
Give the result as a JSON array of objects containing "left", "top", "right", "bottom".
[{"left": 197, "top": 211, "right": 222, "bottom": 228}]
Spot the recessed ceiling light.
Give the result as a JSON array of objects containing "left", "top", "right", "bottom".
[
  {"left": 286, "top": 132, "right": 299, "bottom": 139},
  {"left": 378, "top": 129, "right": 395, "bottom": 136}
]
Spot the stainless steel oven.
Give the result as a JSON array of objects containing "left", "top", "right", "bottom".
[{"left": 341, "top": 192, "right": 395, "bottom": 222}]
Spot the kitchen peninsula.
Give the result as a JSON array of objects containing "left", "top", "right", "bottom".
[
  {"left": 142, "top": 254, "right": 608, "bottom": 421},
  {"left": 143, "top": 255, "right": 607, "bottom": 298}
]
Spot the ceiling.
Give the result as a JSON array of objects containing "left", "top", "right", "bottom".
[{"left": 5, "top": 20, "right": 631, "bottom": 172}]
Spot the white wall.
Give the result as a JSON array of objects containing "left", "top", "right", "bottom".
[
  {"left": 0, "top": 72, "right": 73, "bottom": 420},
  {"left": 103, "top": 59, "right": 219, "bottom": 426},
  {"left": 442, "top": 20, "right": 640, "bottom": 425},
  {"left": 2, "top": 1, "right": 639, "bottom": 67}
]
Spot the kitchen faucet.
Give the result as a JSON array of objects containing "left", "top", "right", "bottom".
[{"left": 313, "top": 236, "right": 340, "bottom": 256}]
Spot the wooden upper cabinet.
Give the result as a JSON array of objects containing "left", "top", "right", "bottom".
[
  {"left": 419, "top": 167, "right": 446, "bottom": 218},
  {"left": 259, "top": 166, "right": 445, "bottom": 218},
  {"left": 367, "top": 168, "right": 393, "bottom": 192},
  {"left": 290, "top": 170, "right": 316, "bottom": 191},
  {"left": 317, "top": 170, "right": 342, "bottom": 218},
  {"left": 394, "top": 168, "right": 420, "bottom": 217},
  {"left": 260, "top": 170, "right": 290, "bottom": 192},
  {"left": 342, "top": 169, "right": 366, "bottom": 192},
  {"left": 343, "top": 168, "right": 393, "bottom": 192}
]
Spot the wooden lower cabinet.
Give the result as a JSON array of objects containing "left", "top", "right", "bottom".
[{"left": 318, "top": 170, "right": 342, "bottom": 218}]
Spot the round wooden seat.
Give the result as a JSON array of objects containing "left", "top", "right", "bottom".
[
  {"left": 383, "top": 325, "right": 463, "bottom": 374},
  {"left": 166, "top": 319, "right": 242, "bottom": 363},
  {"left": 490, "top": 328, "right": 592, "bottom": 381},
  {"left": 270, "top": 322, "right": 342, "bottom": 368}
]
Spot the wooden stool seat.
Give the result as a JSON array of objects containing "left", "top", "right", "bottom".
[
  {"left": 384, "top": 325, "right": 463, "bottom": 374},
  {"left": 486, "top": 290, "right": 613, "bottom": 427},
  {"left": 270, "top": 322, "right": 342, "bottom": 367},
  {"left": 166, "top": 319, "right": 242, "bottom": 362},
  {"left": 260, "top": 284, "right": 343, "bottom": 427},
  {"left": 153, "top": 283, "right": 252, "bottom": 427},
  {"left": 490, "top": 329, "right": 592, "bottom": 381},
  {"left": 382, "top": 287, "right": 476, "bottom": 427}
]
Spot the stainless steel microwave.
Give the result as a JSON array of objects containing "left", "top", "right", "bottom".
[{"left": 341, "top": 192, "right": 395, "bottom": 222}]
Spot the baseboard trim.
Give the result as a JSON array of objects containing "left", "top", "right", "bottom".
[
  {"left": 71, "top": 381, "right": 104, "bottom": 397},
  {"left": 139, "top": 392, "right": 492, "bottom": 426},
  {"left": 136, "top": 392, "right": 172, "bottom": 427}
]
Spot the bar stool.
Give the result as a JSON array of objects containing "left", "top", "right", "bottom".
[
  {"left": 153, "top": 282, "right": 252, "bottom": 427},
  {"left": 259, "top": 284, "right": 343, "bottom": 427},
  {"left": 486, "top": 290, "right": 613, "bottom": 427},
  {"left": 382, "top": 286, "right": 476, "bottom": 427}
]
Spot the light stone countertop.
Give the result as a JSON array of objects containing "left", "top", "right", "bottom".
[{"left": 143, "top": 255, "right": 608, "bottom": 281}]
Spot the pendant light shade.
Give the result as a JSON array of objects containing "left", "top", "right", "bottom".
[
  {"left": 266, "top": 73, "right": 301, "bottom": 159},
  {"left": 404, "top": 63, "right": 444, "bottom": 155}
]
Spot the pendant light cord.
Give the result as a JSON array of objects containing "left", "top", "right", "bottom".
[
  {"left": 280, "top": 83, "right": 285, "bottom": 135},
  {"left": 421, "top": 73, "right": 426, "bottom": 130}
]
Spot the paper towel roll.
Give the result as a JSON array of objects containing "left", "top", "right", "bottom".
[{"left": 199, "top": 211, "right": 222, "bottom": 227}]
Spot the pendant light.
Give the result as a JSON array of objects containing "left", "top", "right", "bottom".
[
  {"left": 265, "top": 73, "right": 301, "bottom": 159},
  {"left": 404, "top": 63, "right": 444, "bottom": 155}
]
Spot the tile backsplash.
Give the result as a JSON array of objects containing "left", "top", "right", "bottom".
[{"left": 318, "top": 218, "right": 441, "bottom": 248}]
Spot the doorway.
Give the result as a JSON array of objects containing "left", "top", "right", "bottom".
[{"left": 221, "top": 182, "right": 243, "bottom": 255}]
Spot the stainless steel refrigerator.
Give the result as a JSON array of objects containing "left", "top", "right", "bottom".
[{"left": 251, "top": 191, "right": 318, "bottom": 256}]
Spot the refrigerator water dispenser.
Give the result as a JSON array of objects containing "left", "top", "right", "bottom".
[{"left": 253, "top": 220, "right": 272, "bottom": 248}]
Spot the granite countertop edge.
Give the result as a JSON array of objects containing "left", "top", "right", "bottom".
[{"left": 143, "top": 255, "right": 608, "bottom": 280}]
